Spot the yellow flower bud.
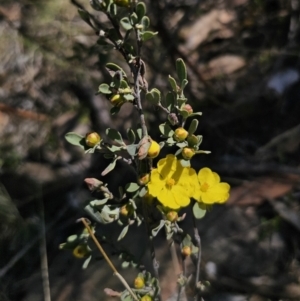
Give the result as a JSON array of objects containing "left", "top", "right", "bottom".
[
  {"left": 113, "top": 0, "right": 130, "bottom": 8},
  {"left": 147, "top": 140, "right": 160, "bottom": 158},
  {"left": 181, "top": 246, "right": 192, "bottom": 257},
  {"left": 134, "top": 276, "right": 145, "bottom": 289},
  {"left": 187, "top": 134, "right": 199, "bottom": 147},
  {"left": 173, "top": 127, "right": 188, "bottom": 142},
  {"left": 182, "top": 104, "right": 193, "bottom": 115},
  {"left": 73, "top": 244, "right": 90, "bottom": 259},
  {"left": 120, "top": 205, "right": 130, "bottom": 216},
  {"left": 141, "top": 295, "right": 152, "bottom": 301},
  {"left": 166, "top": 211, "right": 178, "bottom": 222},
  {"left": 138, "top": 173, "right": 150, "bottom": 186},
  {"left": 85, "top": 132, "right": 101, "bottom": 147},
  {"left": 182, "top": 147, "right": 195, "bottom": 160},
  {"left": 110, "top": 94, "right": 124, "bottom": 106}
]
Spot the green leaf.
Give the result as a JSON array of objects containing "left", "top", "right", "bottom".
[
  {"left": 126, "top": 144, "right": 137, "bottom": 157},
  {"left": 120, "top": 79, "right": 129, "bottom": 88},
  {"left": 65, "top": 132, "right": 85, "bottom": 149},
  {"left": 127, "top": 128, "right": 136, "bottom": 144},
  {"left": 121, "top": 261, "right": 130, "bottom": 269},
  {"left": 140, "top": 31, "right": 158, "bottom": 42},
  {"left": 90, "top": 198, "right": 109, "bottom": 207},
  {"left": 98, "top": 83, "right": 112, "bottom": 94},
  {"left": 118, "top": 225, "right": 129, "bottom": 241},
  {"left": 122, "top": 94, "right": 134, "bottom": 101},
  {"left": 168, "top": 75, "right": 178, "bottom": 92},
  {"left": 146, "top": 88, "right": 161, "bottom": 105},
  {"left": 106, "top": 145, "right": 123, "bottom": 152},
  {"left": 106, "top": 63, "right": 127, "bottom": 78},
  {"left": 177, "top": 108, "right": 189, "bottom": 119},
  {"left": 189, "top": 112, "right": 202, "bottom": 117},
  {"left": 176, "top": 58, "right": 187, "bottom": 85},
  {"left": 125, "top": 182, "right": 140, "bottom": 192},
  {"left": 101, "top": 158, "right": 118, "bottom": 176},
  {"left": 159, "top": 123, "right": 174, "bottom": 137},
  {"left": 120, "top": 17, "right": 133, "bottom": 31},
  {"left": 106, "top": 128, "right": 124, "bottom": 145},
  {"left": 136, "top": 2, "right": 146, "bottom": 21},
  {"left": 139, "top": 186, "right": 147, "bottom": 197},
  {"left": 182, "top": 234, "right": 192, "bottom": 246},
  {"left": 141, "top": 16, "right": 150, "bottom": 30},
  {"left": 181, "top": 79, "right": 188, "bottom": 90},
  {"left": 67, "top": 235, "right": 78, "bottom": 243},
  {"left": 193, "top": 203, "right": 207, "bottom": 219},
  {"left": 188, "top": 119, "right": 198, "bottom": 135},
  {"left": 130, "top": 13, "right": 138, "bottom": 25},
  {"left": 109, "top": 3, "right": 117, "bottom": 16},
  {"left": 165, "top": 91, "right": 174, "bottom": 111},
  {"left": 136, "top": 128, "right": 142, "bottom": 139}
]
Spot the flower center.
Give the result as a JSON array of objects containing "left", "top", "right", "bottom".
[
  {"left": 200, "top": 182, "right": 209, "bottom": 192},
  {"left": 166, "top": 178, "right": 175, "bottom": 189}
]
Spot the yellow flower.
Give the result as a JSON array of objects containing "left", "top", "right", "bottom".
[
  {"left": 193, "top": 168, "right": 230, "bottom": 204},
  {"left": 182, "top": 147, "right": 195, "bottom": 160},
  {"left": 147, "top": 155, "right": 197, "bottom": 209},
  {"left": 85, "top": 132, "right": 101, "bottom": 147}
]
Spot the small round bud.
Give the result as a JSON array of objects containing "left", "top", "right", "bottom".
[
  {"left": 85, "top": 132, "right": 101, "bottom": 147},
  {"left": 182, "top": 147, "right": 195, "bottom": 160},
  {"left": 113, "top": 0, "right": 130, "bottom": 7},
  {"left": 141, "top": 296, "right": 152, "bottom": 301},
  {"left": 173, "top": 127, "right": 188, "bottom": 142},
  {"left": 166, "top": 211, "right": 178, "bottom": 222},
  {"left": 147, "top": 140, "right": 160, "bottom": 158},
  {"left": 120, "top": 205, "right": 129, "bottom": 216},
  {"left": 134, "top": 276, "right": 145, "bottom": 289},
  {"left": 181, "top": 246, "right": 192, "bottom": 257},
  {"left": 182, "top": 104, "right": 193, "bottom": 115},
  {"left": 73, "top": 244, "right": 90, "bottom": 259},
  {"left": 168, "top": 113, "right": 179, "bottom": 126},
  {"left": 138, "top": 173, "right": 150, "bottom": 186},
  {"left": 187, "top": 134, "right": 199, "bottom": 147}
]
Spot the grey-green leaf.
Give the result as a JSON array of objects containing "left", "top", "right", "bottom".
[
  {"left": 176, "top": 58, "right": 187, "bottom": 84},
  {"left": 82, "top": 255, "right": 92, "bottom": 269},
  {"left": 118, "top": 225, "right": 129, "bottom": 241},
  {"left": 193, "top": 203, "right": 207, "bottom": 219},
  {"left": 159, "top": 123, "right": 174, "bottom": 137},
  {"left": 120, "top": 17, "right": 133, "bottom": 31},
  {"left": 65, "top": 132, "right": 85, "bottom": 149},
  {"left": 140, "top": 31, "right": 158, "bottom": 42},
  {"left": 180, "top": 159, "right": 190, "bottom": 167},
  {"left": 125, "top": 182, "right": 140, "bottom": 193},
  {"left": 136, "top": 2, "right": 146, "bottom": 21},
  {"left": 141, "top": 16, "right": 150, "bottom": 30},
  {"left": 127, "top": 128, "right": 136, "bottom": 144},
  {"left": 106, "top": 128, "right": 124, "bottom": 145},
  {"left": 127, "top": 144, "right": 137, "bottom": 157},
  {"left": 188, "top": 119, "right": 199, "bottom": 135},
  {"left": 130, "top": 13, "right": 138, "bottom": 25},
  {"left": 101, "top": 158, "right": 118, "bottom": 176},
  {"left": 98, "top": 83, "right": 112, "bottom": 94},
  {"left": 152, "top": 220, "right": 165, "bottom": 237},
  {"left": 168, "top": 75, "right": 177, "bottom": 92}
]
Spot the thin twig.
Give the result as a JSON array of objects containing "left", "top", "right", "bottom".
[
  {"left": 192, "top": 207, "right": 203, "bottom": 301},
  {"left": 80, "top": 218, "right": 139, "bottom": 301}
]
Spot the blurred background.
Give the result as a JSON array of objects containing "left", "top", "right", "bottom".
[{"left": 1, "top": 0, "right": 300, "bottom": 300}]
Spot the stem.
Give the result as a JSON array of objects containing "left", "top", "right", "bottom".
[
  {"left": 192, "top": 209, "right": 203, "bottom": 301},
  {"left": 142, "top": 203, "right": 161, "bottom": 301},
  {"left": 81, "top": 218, "right": 139, "bottom": 301}
]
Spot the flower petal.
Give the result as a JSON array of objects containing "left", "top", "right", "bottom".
[
  {"left": 201, "top": 183, "right": 230, "bottom": 204},
  {"left": 198, "top": 168, "right": 216, "bottom": 186},
  {"left": 158, "top": 154, "right": 177, "bottom": 179},
  {"left": 157, "top": 188, "right": 180, "bottom": 209},
  {"left": 148, "top": 169, "right": 164, "bottom": 197}
]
